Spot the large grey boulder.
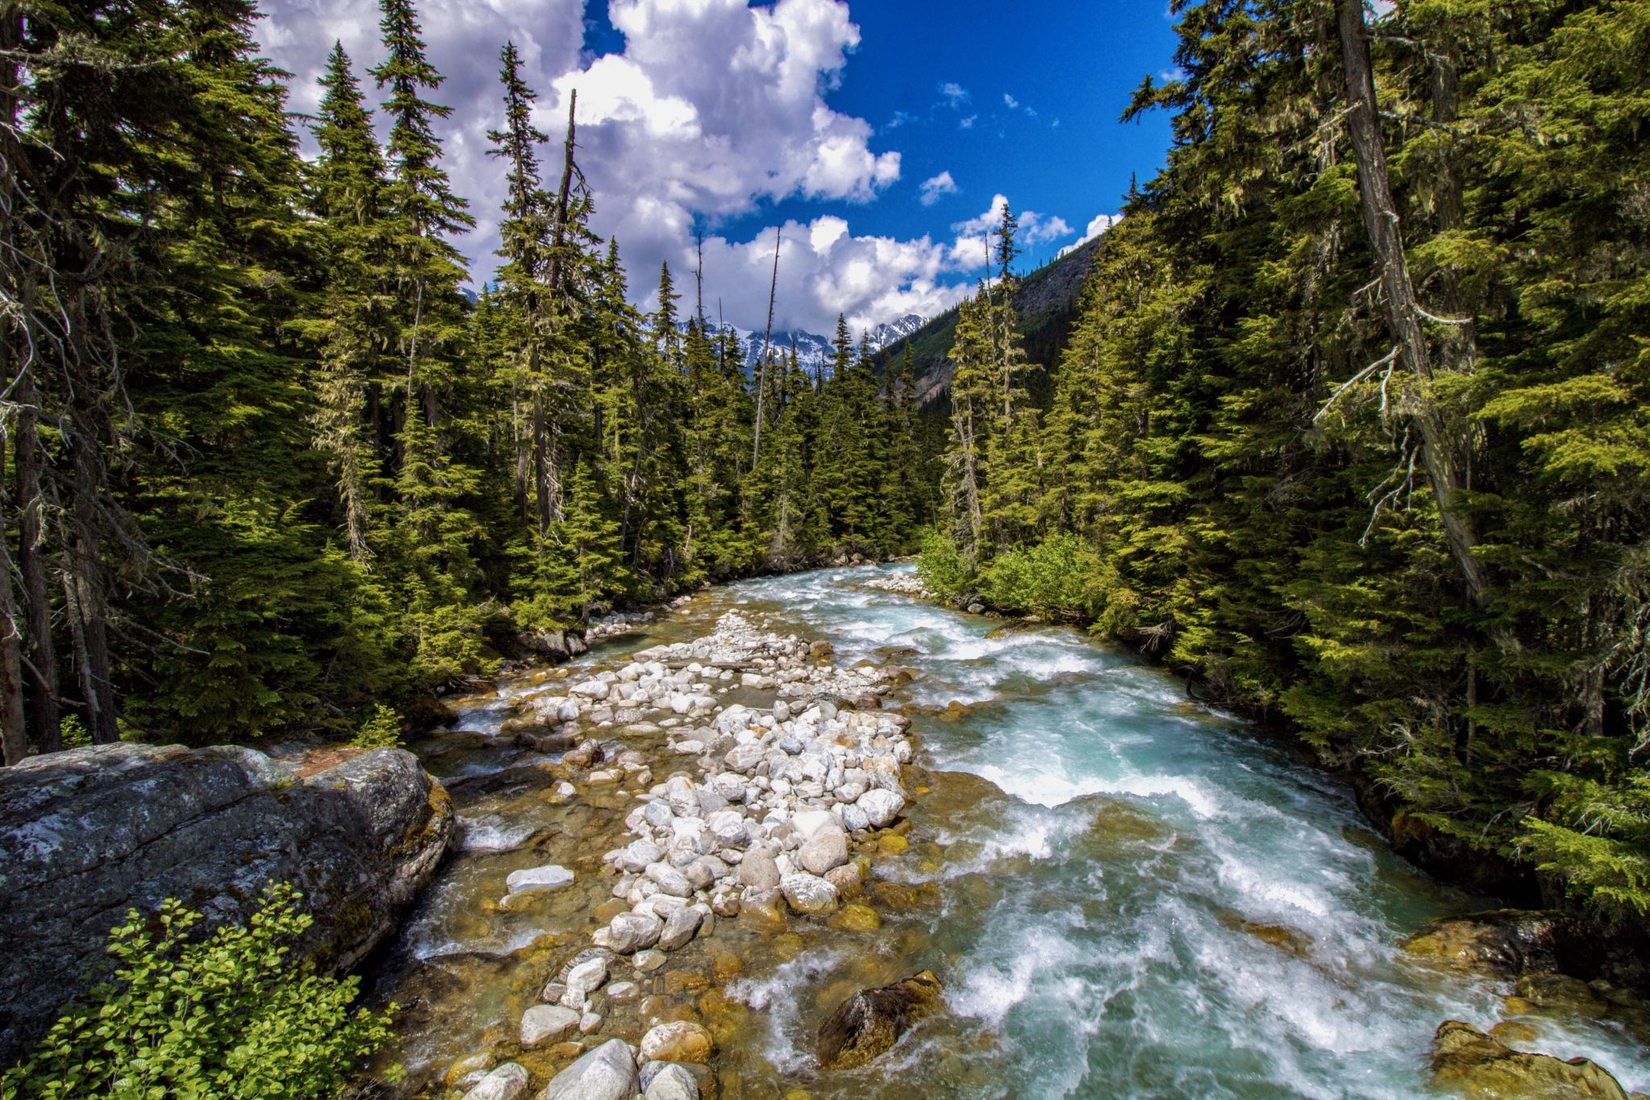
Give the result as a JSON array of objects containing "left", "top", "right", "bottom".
[
  {"left": 0, "top": 742, "right": 454, "bottom": 1063},
  {"left": 540, "top": 1038, "right": 638, "bottom": 1100}
]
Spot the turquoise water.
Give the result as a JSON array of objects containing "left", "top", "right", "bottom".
[{"left": 714, "top": 564, "right": 1650, "bottom": 1100}]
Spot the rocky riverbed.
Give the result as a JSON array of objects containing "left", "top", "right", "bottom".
[{"left": 371, "top": 564, "right": 1650, "bottom": 1100}]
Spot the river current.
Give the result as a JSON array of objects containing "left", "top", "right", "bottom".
[{"left": 383, "top": 563, "right": 1650, "bottom": 1099}]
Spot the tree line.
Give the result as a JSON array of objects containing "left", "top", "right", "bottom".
[
  {"left": 0, "top": 0, "right": 939, "bottom": 763},
  {"left": 926, "top": 0, "right": 1650, "bottom": 920}
]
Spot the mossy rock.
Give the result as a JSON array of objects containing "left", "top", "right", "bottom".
[
  {"left": 1431, "top": 1020, "right": 1633, "bottom": 1099},
  {"left": 816, "top": 970, "right": 944, "bottom": 1070}
]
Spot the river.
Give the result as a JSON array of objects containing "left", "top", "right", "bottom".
[{"left": 375, "top": 563, "right": 1650, "bottom": 1099}]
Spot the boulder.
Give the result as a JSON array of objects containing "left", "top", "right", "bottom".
[
  {"left": 506, "top": 864, "right": 574, "bottom": 893},
  {"left": 603, "top": 912, "right": 664, "bottom": 954},
  {"left": 817, "top": 970, "right": 945, "bottom": 1070},
  {"left": 520, "top": 1004, "right": 580, "bottom": 1047},
  {"left": 738, "top": 846, "right": 781, "bottom": 890},
  {"left": 780, "top": 872, "right": 840, "bottom": 914},
  {"left": 1430, "top": 1020, "right": 1634, "bottom": 1099},
  {"left": 541, "top": 1038, "right": 639, "bottom": 1100},
  {"left": 658, "top": 906, "right": 704, "bottom": 951},
  {"left": 798, "top": 823, "right": 850, "bottom": 875},
  {"left": 640, "top": 1020, "right": 715, "bottom": 1064},
  {"left": 643, "top": 1062, "right": 701, "bottom": 1100},
  {"left": 0, "top": 742, "right": 454, "bottom": 1063},
  {"left": 856, "top": 788, "right": 906, "bottom": 828},
  {"left": 463, "top": 1062, "right": 531, "bottom": 1100},
  {"left": 1403, "top": 911, "right": 1589, "bottom": 980}
]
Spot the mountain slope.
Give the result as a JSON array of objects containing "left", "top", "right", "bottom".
[{"left": 878, "top": 232, "right": 1106, "bottom": 406}]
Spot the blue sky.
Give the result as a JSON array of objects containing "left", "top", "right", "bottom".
[{"left": 260, "top": 0, "right": 1180, "bottom": 334}]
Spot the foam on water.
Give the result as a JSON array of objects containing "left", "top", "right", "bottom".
[{"left": 713, "top": 564, "right": 1650, "bottom": 1098}]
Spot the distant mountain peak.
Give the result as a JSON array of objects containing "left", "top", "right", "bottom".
[{"left": 677, "top": 312, "right": 927, "bottom": 377}]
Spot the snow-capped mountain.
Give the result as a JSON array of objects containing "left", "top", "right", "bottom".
[{"left": 678, "top": 314, "right": 925, "bottom": 378}]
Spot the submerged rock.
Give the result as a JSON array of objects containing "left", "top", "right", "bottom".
[
  {"left": 640, "top": 1020, "right": 715, "bottom": 1064},
  {"left": 0, "top": 742, "right": 454, "bottom": 1063},
  {"left": 816, "top": 970, "right": 944, "bottom": 1070},
  {"left": 1430, "top": 1020, "right": 1636, "bottom": 1099}
]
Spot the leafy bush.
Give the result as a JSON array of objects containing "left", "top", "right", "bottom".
[
  {"left": 916, "top": 529, "right": 974, "bottom": 600},
  {"left": 1, "top": 884, "right": 394, "bottom": 1100},
  {"left": 982, "top": 534, "right": 1108, "bottom": 621},
  {"left": 351, "top": 704, "right": 404, "bottom": 749}
]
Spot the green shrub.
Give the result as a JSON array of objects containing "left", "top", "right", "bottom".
[
  {"left": 982, "top": 534, "right": 1108, "bottom": 621},
  {"left": 1, "top": 884, "right": 395, "bottom": 1100},
  {"left": 916, "top": 529, "right": 974, "bottom": 600},
  {"left": 351, "top": 704, "right": 404, "bottom": 749}
]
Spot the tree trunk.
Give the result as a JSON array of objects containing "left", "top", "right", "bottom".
[
  {"left": 17, "top": 393, "right": 61, "bottom": 754},
  {"left": 1336, "top": 0, "right": 1487, "bottom": 603},
  {"left": 67, "top": 429, "right": 118, "bottom": 745}
]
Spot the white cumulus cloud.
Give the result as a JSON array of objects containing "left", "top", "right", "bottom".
[
  {"left": 255, "top": 1, "right": 1077, "bottom": 334},
  {"left": 919, "top": 171, "right": 959, "bottom": 206}
]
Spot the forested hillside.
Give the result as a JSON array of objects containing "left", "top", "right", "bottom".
[
  {"left": 924, "top": 0, "right": 1650, "bottom": 919},
  {"left": 0, "top": 0, "right": 937, "bottom": 763}
]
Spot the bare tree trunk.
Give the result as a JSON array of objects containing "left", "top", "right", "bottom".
[
  {"left": 66, "top": 416, "right": 117, "bottom": 744},
  {"left": 17, "top": 391, "right": 60, "bottom": 753},
  {"left": 1337, "top": 0, "right": 1487, "bottom": 603},
  {"left": 537, "top": 91, "right": 579, "bottom": 528},
  {"left": 0, "top": 409, "right": 27, "bottom": 764},
  {"left": 752, "top": 226, "right": 781, "bottom": 470}
]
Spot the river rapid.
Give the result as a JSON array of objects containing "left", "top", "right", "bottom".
[{"left": 375, "top": 563, "right": 1650, "bottom": 1099}]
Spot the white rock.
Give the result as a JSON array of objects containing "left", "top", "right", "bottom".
[
  {"left": 604, "top": 912, "right": 663, "bottom": 954},
  {"left": 505, "top": 864, "right": 574, "bottom": 893},
  {"left": 542, "top": 1039, "right": 638, "bottom": 1100},
  {"left": 562, "top": 957, "right": 608, "bottom": 1008},
  {"left": 643, "top": 1063, "right": 700, "bottom": 1100},
  {"left": 570, "top": 680, "right": 611, "bottom": 701},
  {"left": 462, "top": 1063, "right": 530, "bottom": 1100},
  {"left": 797, "top": 822, "right": 849, "bottom": 875},
  {"left": 779, "top": 872, "right": 840, "bottom": 914},
  {"left": 856, "top": 788, "right": 906, "bottom": 828},
  {"left": 520, "top": 1004, "right": 580, "bottom": 1047},
  {"left": 645, "top": 861, "right": 694, "bottom": 898},
  {"left": 657, "top": 905, "right": 703, "bottom": 951}
]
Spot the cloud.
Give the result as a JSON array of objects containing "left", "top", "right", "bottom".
[
  {"left": 947, "top": 194, "right": 1073, "bottom": 269},
  {"left": 255, "top": 1, "right": 1081, "bottom": 336},
  {"left": 959, "top": 115, "right": 977, "bottom": 130},
  {"left": 1003, "top": 92, "right": 1019, "bottom": 109},
  {"left": 918, "top": 171, "right": 959, "bottom": 206},
  {"left": 1058, "top": 212, "right": 1120, "bottom": 258}
]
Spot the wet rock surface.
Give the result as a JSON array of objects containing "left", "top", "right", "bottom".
[
  {"left": 1431, "top": 1020, "right": 1644, "bottom": 1100},
  {"left": 815, "top": 970, "right": 944, "bottom": 1070}
]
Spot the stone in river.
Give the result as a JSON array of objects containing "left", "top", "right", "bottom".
[
  {"left": 816, "top": 970, "right": 944, "bottom": 1070},
  {"left": 505, "top": 864, "right": 574, "bottom": 893},
  {"left": 738, "top": 846, "right": 781, "bottom": 890},
  {"left": 633, "top": 948, "right": 668, "bottom": 972},
  {"left": 562, "top": 957, "right": 609, "bottom": 1008},
  {"left": 1430, "top": 1020, "right": 1634, "bottom": 1099},
  {"left": 642, "top": 1061, "right": 701, "bottom": 1100},
  {"left": 542, "top": 1039, "right": 639, "bottom": 1100},
  {"left": 724, "top": 743, "right": 765, "bottom": 774},
  {"left": 640, "top": 1020, "right": 715, "bottom": 1064},
  {"left": 602, "top": 912, "right": 663, "bottom": 954},
  {"left": 780, "top": 872, "right": 840, "bottom": 914},
  {"left": 520, "top": 1004, "right": 580, "bottom": 1047},
  {"left": 461, "top": 1062, "right": 530, "bottom": 1100},
  {"left": 658, "top": 906, "right": 704, "bottom": 951},
  {"left": 856, "top": 788, "right": 906, "bottom": 828},
  {"left": 798, "top": 822, "right": 850, "bottom": 875},
  {"left": 646, "top": 861, "right": 695, "bottom": 898}
]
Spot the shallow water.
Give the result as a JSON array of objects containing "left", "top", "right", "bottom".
[{"left": 374, "top": 563, "right": 1650, "bottom": 1099}]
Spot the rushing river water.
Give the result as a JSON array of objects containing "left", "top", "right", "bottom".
[{"left": 380, "top": 563, "right": 1650, "bottom": 1099}]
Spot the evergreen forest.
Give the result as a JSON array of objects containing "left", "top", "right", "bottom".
[
  {"left": 0, "top": 0, "right": 939, "bottom": 760},
  {"left": 3, "top": 0, "right": 1650, "bottom": 995},
  {"left": 925, "top": 0, "right": 1650, "bottom": 921}
]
